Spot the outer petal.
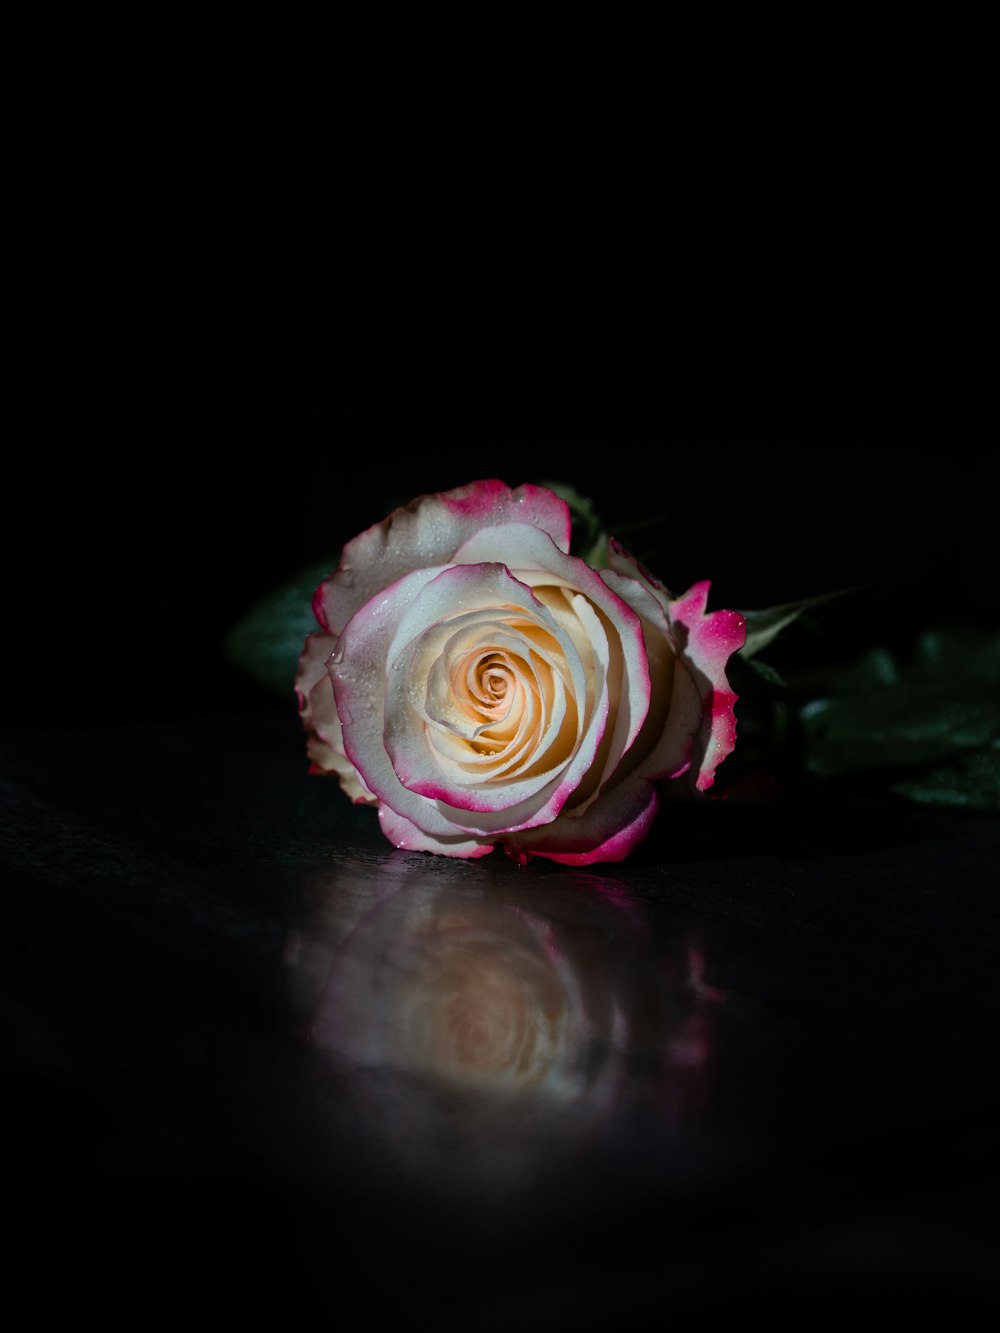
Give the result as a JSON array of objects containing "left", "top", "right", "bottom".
[
  {"left": 599, "top": 569, "right": 701, "bottom": 782},
  {"left": 378, "top": 804, "right": 496, "bottom": 859},
  {"left": 295, "top": 632, "right": 376, "bottom": 805},
  {"left": 605, "top": 541, "right": 745, "bottom": 793},
  {"left": 502, "top": 777, "right": 660, "bottom": 866},
  {"left": 314, "top": 480, "right": 573, "bottom": 636},
  {"left": 667, "top": 581, "right": 746, "bottom": 791}
]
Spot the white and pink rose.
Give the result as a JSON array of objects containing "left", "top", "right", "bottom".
[{"left": 295, "top": 479, "right": 744, "bottom": 864}]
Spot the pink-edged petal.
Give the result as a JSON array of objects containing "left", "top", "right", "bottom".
[
  {"left": 668, "top": 580, "right": 746, "bottom": 792},
  {"left": 650, "top": 656, "right": 702, "bottom": 779},
  {"left": 314, "top": 480, "right": 572, "bottom": 635},
  {"left": 599, "top": 568, "right": 700, "bottom": 782},
  {"left": 378, "top": 804, "right": 497, "bottom": 859},
  {"left": 295, "top": 632, "right": 377, "bottom": 804},
  {"left": 605, "top": 542, "right": 745, "bottom": 793},
  {"left": 295, "top": 630, "right": 336, "bottom": 714},
  {"left": 501, "top": 777, "right": 660, "bottom": 866}
]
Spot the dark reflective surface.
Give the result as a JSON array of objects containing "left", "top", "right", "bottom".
[
  {"left": 287, "top": 858, "right": 722, "bottom": 1199},
  {"left": 3, "top": 711, "right": 1000, "bottom": 1325}
]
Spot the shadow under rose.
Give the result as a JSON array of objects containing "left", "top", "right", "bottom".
[{"left": 283, "top": 853, "right": 724, "bottom": 1203}]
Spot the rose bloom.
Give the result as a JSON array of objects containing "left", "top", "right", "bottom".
[{"left": 295, "top": 479, "right": 745, "bottom": 864}]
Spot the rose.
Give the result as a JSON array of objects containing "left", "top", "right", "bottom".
[{"left": 295, "top": 479, "right": 744, "bottom": 864}]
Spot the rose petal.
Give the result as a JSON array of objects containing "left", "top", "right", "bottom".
[
  {"left": 502, "top": 776, "right": 660, "bottom": 866},
  {"left": 378, "top": 803, "right": 496, "bottom": 859},
  {"left": 599, "top": 568, "right": 699, "bottom": 782},
  {"left": 314, "top": 480, "right": 572, "bottom": 635},
  {"left": 606, "top": 542, "right": 744, "bottom": 792},
  {"left": 668, "top": 581, "right": 746, "bottom": 791},
  {"left": 294, "top": 632, "right": 376, "bottom": 804}
]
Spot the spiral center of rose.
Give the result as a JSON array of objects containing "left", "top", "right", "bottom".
[
  {"left": 430, "top": 613, "right": 578, "bottom": 774},
  {"left": 384, "top": 575, "right": 616, "bottom": 808}
]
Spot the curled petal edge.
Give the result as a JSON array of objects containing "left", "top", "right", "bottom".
[
  {"left": 501, "top": 778, "right": 660, "bottom": 866},
  {"left": 667, "top": 580, "right": 746, "bottom": 792},
  {"left": 607, "top": 542, "right": 744, "bottom": 794},
  {"left": 378, "top": 803, "right": 496, "bottom": 859},
  {"left": 295, "top": 631, "right": 377, "bottom": 806},
  {"left": 313, "top": 480, "right": 573, "bottom": 636}
]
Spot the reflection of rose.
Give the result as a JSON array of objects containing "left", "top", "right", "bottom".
[
  {"left": 311, "top": 888, "right": 617, "bottom": 1108},
  {"left": 291, "top": 859, "right": 721, "bottom": 1193},
  {"left": 296, "top": 479, "right": 744, "bottom": 864},
  {"left": 382, "top": 915, "right": 572, "bottom": 1088}
]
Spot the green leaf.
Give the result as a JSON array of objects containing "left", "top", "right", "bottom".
[
  {"left": 739, "top": 587, "right": 856, "bottom": 660},
  {"left": 801, "top": 680, "right": 1000, "bottom": 777},
  {"left": 226, "top": 558, "right": 335, "bottom": 698},
  {"left": 892, "top": 740, "right": 1000, "bottom": 813},
  {"left": 796, "top": 626, "right": 1000, "bottom": 810}
]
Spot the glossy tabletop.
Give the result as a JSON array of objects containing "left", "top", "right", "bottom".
[{"left": 3, "top": 710, "right": 999, "bottom": 1326}]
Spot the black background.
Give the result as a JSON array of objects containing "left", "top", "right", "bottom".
[{"left": 5, "top": 381, "right": 999, "bottom": 733}]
